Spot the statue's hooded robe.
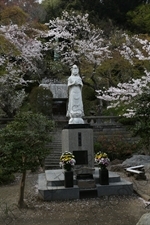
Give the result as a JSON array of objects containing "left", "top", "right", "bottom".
[{"left": 66, "top": 74, "right": 84, "bottom": 119}]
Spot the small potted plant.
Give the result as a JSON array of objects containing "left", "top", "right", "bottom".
[
  {"left": 95, "top": 151, "right": 110, "bottom": 185},
  {"left": 60, "top": 151, "right": 76, "bottom": 171},
  {"left": 59, "top": 151, "right": 76, "bottom": 187}
]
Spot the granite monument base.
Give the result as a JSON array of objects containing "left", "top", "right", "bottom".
[
  {"left": 38, "top": 168, "right": 133, "bottom": 201},
  {"left": 62, "top": 124, "right": 94, "bottom": 168}
]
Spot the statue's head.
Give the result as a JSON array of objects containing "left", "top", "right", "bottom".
[{"left": 71, "top": 64, "right": 79, "bottom": 76}]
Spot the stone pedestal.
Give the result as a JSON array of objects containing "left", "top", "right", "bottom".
[
  {"left": 38, "top": 169, "right": 133, "bottom": 201},
  {"left": 64, "top": 171, "right": 74, "bottom": 188},
  {"left": 99, "top": 168, "right": 109, "bottom": 185},
  {"left": 62, "top": 124, "right": 94, "bottom": 168}
]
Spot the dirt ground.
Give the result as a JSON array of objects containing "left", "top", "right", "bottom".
[{"left": 0, "top": 169, "right": 150, "bottom": 225}]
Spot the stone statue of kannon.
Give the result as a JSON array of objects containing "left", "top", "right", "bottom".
[{"left": 66, "top": 64, "right": 84, "bottom": 124}]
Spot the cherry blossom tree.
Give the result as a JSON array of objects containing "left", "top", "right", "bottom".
[
  {"left": 96, "top": 65, "right": 150, "bottom": 151},
  {"left": 1, "top": 10, "right": 150, "bottom": 118},
  {"left": 42, "top": 11, "right": 111, "bottom": 90},
  {"left": 40, "top": 12, "right": 150, "bottom": 115},
  {"left": 96, "top": 31, "right": 150, "bottom": 116},
  {"left": 38, "top": 11, "right": 113, "bottom": 115},
  {"left": 0, "top": 24, "right": 44, "bottom": 117},
  {"left": 42, "top": 12, "right": 150, "bottom": 86},
  {"left": 96, "top": 69, "right": 150, "bottom": 117},
  {"left": 133, "top": 89, "right": 150, "bottom": 152}
]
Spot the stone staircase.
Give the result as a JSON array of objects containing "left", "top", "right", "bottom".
[
  {"left": 45, "top": 129, "right": 62, "bottom": 170},
  {"left": 44, "top": 117, "right": 139, "bottom": 169}
]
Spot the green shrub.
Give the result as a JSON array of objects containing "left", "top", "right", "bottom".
[
  {"left": 0, "top": 168, "right": 15, "bottom": 185},
  {"left": 118, "top": 117, "right": 137, "bottom": 126},
  {"left": 95, "top": 135, "right": 139, "bottom": 160},
  {"left": 94, "top": 142, "right": 102, "bottom": 153},
  {"left": 29, "top": 87, "right": 53, "bottom": 117}
]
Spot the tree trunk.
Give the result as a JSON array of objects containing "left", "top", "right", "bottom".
[{"left": 18, "top": 170, "right": 27, "bottom": 208}]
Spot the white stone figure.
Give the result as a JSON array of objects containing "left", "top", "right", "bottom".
[{"left": 66, "top": 65, "right": 84, "bottom": 124}]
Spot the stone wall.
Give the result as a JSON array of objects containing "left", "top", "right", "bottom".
[
  {"left": 0, "top": 116, "right": 139, "bottom": 146},
  {"left": 55, "top": 116, "right": 139, "bottom": 144}
]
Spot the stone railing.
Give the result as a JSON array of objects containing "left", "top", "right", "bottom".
[
  {"left": 0, "top": 116, "right": 123, "bottom": 130},
  {"left": 83, "top": 116, "right": 122, "bottom": 129}
]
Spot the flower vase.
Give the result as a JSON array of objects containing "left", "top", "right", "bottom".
[
  {"left": 64, "top": 171, "right": 73, "bottom": 188},
  {"left": 99, "top": 167, "right": 109, "bottom": 185}
]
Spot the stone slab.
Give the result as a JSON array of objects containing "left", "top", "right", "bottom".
[
  {"left": 45, "top": 169, "right": 76, "bottom": 186},
  {"left": 97, "top": 179, "right": 133, "bottom": 197},
  {"left": 38, "top": 169, "right": 133, "bottom": 201},
  {"left": 38, "top": 173, "right": 79, "bottom": 201},
  {"left": 45, "top": 169, "right": 121, "bottom": 186},
  {"left": 136, "top": 213, "right": 150, "bottom": 225}
]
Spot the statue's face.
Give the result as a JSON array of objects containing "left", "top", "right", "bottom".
[{"left": 72, "top": 65, "right": 79, "bottom": 75}]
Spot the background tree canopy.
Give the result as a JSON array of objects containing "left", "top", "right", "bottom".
[
  {"left": 41, "top": 0, "right": 150, "bottom": 30},
  {"left": 1, "top": 0, "right": 150, "bottom": 118}
]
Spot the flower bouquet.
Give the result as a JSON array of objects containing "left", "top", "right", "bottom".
[
  {"left": 59, "top": 151, "right": 76, "bottom": 171},
  {"left": 95, "top": 151, "right": 110, "bottom": 169},
  {"left": 95, "top": 151, "right": 110, "bottom": 185}
]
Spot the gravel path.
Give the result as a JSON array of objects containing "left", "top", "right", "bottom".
[{"left": 0, "top": 171, "right": 150, "bottom": 225}]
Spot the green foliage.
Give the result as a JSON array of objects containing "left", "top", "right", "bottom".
[
  {"left": 118, "top": 117, "right": 137, "bottom": 126},
  {"left": 41, "top": 0, "right": 146, "bottom": 26},
  {"left": 127, "top": 4, "right": 150, "bottom": 34},
  {"left": 0, "top": 77, "right": 26, "bottom": 118},
  {"left": 47, "top": 61, "right": 69, "bottom": 81},
  {"left": 0, "top": 34, "right": 20, "bottom": 77},
  {"left": 82, "top": 86, "right": 96, "bottom": 101},
  {"left": 0, "top": 35, "right": 20, "bottom": 56},
  {"left": 102, "top": 106, "right": 123, "bottom": 116},
  {"left": 99, "top": 0, "right": 147, "bottom": 26},
  {"left": 29, "top": 21, "right": 48, "bottom": 31},
  {"left": 97, "top": 52, "right": 143, "bottom": 88},
  {"left": 0, "top": 6, "right": 28, "bottom": 26},
  {"left": 42, "top": 0, "right": 62, "bottom": 21},
  {"left": 29, "top": 86, "right": 53, "bottom": 117},
  {"left": 82, "top": 86, "right": 97, "bottom": 116},
  {"left": 0, "top": 167, "right": 15, "bottom": 185},
  {"left": 133, "top": 90, "right": 150, "bottom": 153},
  {"left": 0, "top": 111, "right": 54, "bottom": 174},
  {"left": 0, "top": 111, "right": 54, "bottom": 207},
  {"left": 95, "top": 135, "right": 139, "bottom": 160},
  {"left": 41, "top": 0, "right": 101, "bottom": 23},
  {"left": 94, "top": 142, "right": 102, "bottom": 153},
  {"left": 109, "top": 31, "right": 126, "bottom": 49}
]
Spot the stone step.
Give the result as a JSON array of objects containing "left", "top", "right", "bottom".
[
  {"left": 45, "top": 160, "right": 60, "bottom": 163},
  {"left": 38, "top": 169, "right": 133, "bottom": 201},
  {"left": 49, "top": 147, "right": 61, "bottom": 150},
  {"left": 49, "top": 141, "right": 61, "bottom": 145},
  {"left": 45, "top": 160, "right": 60, "bottom": 164},
  {"left": 45, "top": 155, "right": 60, "bottom": 159},
  {"left": 45, "top": 124, "right": 139, "bottom": 169},
  {"left": 45, "top": 164, "right": 60, "bottom": 169}
]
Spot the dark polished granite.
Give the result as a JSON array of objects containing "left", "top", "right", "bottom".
[{"left": 63, "top": 124, "right": 92, "bottom": 129}]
